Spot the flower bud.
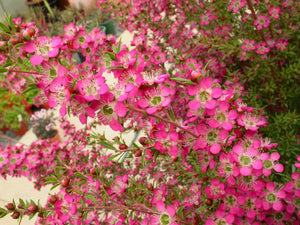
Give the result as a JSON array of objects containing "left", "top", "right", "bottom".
[
  {"left": 90, "top": 168, "right": 96, "bottom": 175},
  {"left": 134, "top": 150, "right": 142, "bottom": 157},
  {"left": 28, "top": 204, "right": 38, "bottom": 214},
  {"left": 11, "top": 211, "right": 20, "bottom": 219},
  {"left": 138, "top": 137, "right": 148, "bottom": 146},
  {"left": 48, "top": 195, "right": 57, "bottom": 205},
  {"left": 119, "top": 144, "right": 128, "bottom": 150},
  {"left": 9, "top": 36, "right": 21, "bottom": 45},
  {"left": 61, "top": 177, "right": 70, "bottom": 187},
  {"left": 191, "top": 71, "right": 201, "bottom": 82},
  {"left": 6, "top": 203, "right": 14, "bottom": 211},
  {"left": 205, "top": 199, "right": 213, "bottom": 206}
]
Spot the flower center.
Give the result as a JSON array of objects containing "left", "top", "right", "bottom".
[
  {"left": 160, "top": 214, "right": 170, "bottom": 225},
  {"left": 103, "top": 105, "right": 113, "bottom": 115},
  {"left": 263, "top": 160, "right": 273, "bottom": 169},
  {"left": 266, "top": 193, "right": 276, "bottom": 203},
  {"left": 240, "top": 155, "right": 251, "bottom": 166}
]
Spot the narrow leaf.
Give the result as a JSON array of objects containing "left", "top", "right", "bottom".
[{"left": 99, "top": 141, "right": 116, "bottom": 150}]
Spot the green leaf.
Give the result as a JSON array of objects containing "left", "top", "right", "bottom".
[
  {"left": 0, "top": 212, "right": 7, "bottom": 218},
  {"left": 170, "top": 77, "right": 195, "bottom": 85},
  {"left": 84, "top": 194, "right": 97, "bottom": 203},
  {"left": 2, "top": 58, "right": 13, "bottom": 67},
  {"left": 50, "top": 183, "right": 60, "bottom": 191},
  {"left": 6, "top": 15, "right": 15, "bottom": 33},
  {"left": 74, "top": 172, "right": 87, "bottom": 180},
  {"left": 104, "top": 51, "right": 117, "bottom": 61},
  {"left": 44, "top": 177, "right": 58, "bottom": 184},
  {"left": 113, "top": 39, "right": 122, "bottom": 54},
  {"left": 106, "top": 66, "right": 124, "bottom": 70},
  {"left": 99, "top": 141, "right": 116, "bottom": 150},
  {"left": 28, "top": 212, "right": 36, "bottom": 220},
  {"left": 0, "top": 68, "right": 8, "bottom": 73},
  {"left": 53, "top": 167, "right": 61, "bottom": 179},
  {"left": 169, "top": 107, "right": 175, "bottom": 121},
  {"left": 13, "top": 43, "right": 24, "bottom": 49},
  {"left": 141, "top": 151, "right": 146, "bottom": 167},
  {"left": 22, "top": 84, "right": 38, "bottom": 94},
  {"left": 78, "top": 179, "right": 87, "bottom": 186},
  {"left": 0, "top": 22, "right": 10, "bottom": 33},
  {"left": 105, "top": 153, "right": 121, "bottom": 162},
  {"left": 19, "top": 199, "right": 25, "bottom": 206}
]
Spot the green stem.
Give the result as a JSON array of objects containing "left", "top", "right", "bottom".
[{"left": 43, "top": 0, "right": 54, "bottom": 18}]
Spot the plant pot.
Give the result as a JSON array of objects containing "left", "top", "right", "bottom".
[
  {"left": 100, "top": 20, "right": 116, "bottom": 35},
  {"left": 58, "top": 0, "right": 70, "bottom": 9},
  {"left": 13, "top": 121, "right": 28, "bottom": 136},
  {"left": 42, "top": 102, "right": 50, "bottom": 110},
  {"left": 50, "top": 129, "right": 61, "bottom": 143},
  {"left": 39, "top": 129, "right": 61, "bottom": 143},
  {"left": 25, "top": 104, "right": 33, "bottom": 117}
]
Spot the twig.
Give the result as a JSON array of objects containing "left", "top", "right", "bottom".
[{"left": 0, "top": 133, "right": 29, "bottom": 147}]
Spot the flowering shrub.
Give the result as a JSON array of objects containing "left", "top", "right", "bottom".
[
  {"left": 0, "top": 3, "right": 299, "bottom": 225},
  {"left": 99, "top": 0, "right": 300, "bottom": 177}
]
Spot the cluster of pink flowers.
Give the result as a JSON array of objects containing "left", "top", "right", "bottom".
[{"left": 0, "top": 0, "right": 299, "bottom": 224}]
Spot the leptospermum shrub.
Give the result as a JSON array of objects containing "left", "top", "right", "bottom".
[
  {"left": 0, "top": 11, "right": 299, "bottom": 225},
  {"left": 99, "top": 0, "right": 300, "bottom": 178}
]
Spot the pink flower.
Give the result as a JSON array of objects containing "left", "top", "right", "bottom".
[
  {"left": 255, "top": 43, "right": 270, "bottom": 55},
  {"left": 64, "top": 22, "right": 77, "bottom": 41},
  {"left": 48, "top": 76, "right": 71, "bottom": 116},
  {"left": 115, "top": 49, "right": 137, "bottom": 69},
  {"left": 76, "top": 72, "right": 108, "bottom": 102},
  {"left": 260, "top": 152, "right": 284, "bottom": 176},
  {"left": 147, "top": 200, "right": 179, "bottom": 225},
  {"left": 204, "top": 178, "right": 225, "bottom": 199},
  {"left": 237, "top": 112, "right": 267, "bottom": 131},
  {"left": 190, "top": 77, "right": 221, "bottom": 110},
  {"left": 241, "top": 39, "right": 256, "bottom": 51},
  {"left": 108, "top": 174, "right": 128, "bottom": 197},
  {"left": 96, "top": 92, "right": 124, "bottom": 132},
  {"left": 262, "top": 182, "right": 286, "bottom": 211},
  {"left": 233, "top": 145, "right": 263, "bottom": 176},
  {"left": 228, "top": 0, "right": 246, "bottom": 13},
  {"left": 269, "top": 6, "right": 281, "bottom": 19},
  {"left": 254, "top": 15, "right": 270, "bottom": 30},
  {"left": 137, "top": 86, "right": 173, "bottom": 114},
  {"left": 24, "top": 36, "right": 62, "bottom": 66}
]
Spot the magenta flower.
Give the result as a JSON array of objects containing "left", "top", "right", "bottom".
[
  {"left": 149, "top": 200, "right": 178, "bottom": 225},
  {"left": 233, "top": 145, "right": 263, "bottom": 176},
  {"left": 269, "top": 6, "right": 281, "bottom": 19},
  {"left": 137, "top": 86, "right": 173, "bottom": 114},
  {"left": 24, "top": 36, "right": 62, "bottom": 66},
  {"left": 70, "top": 95, "right": 96, "bottom": 124},
  {"left": 154, "top": 130, "right": 179, "bottom": 157},
  {"left": 260, "top": 152, "right": 284, "bottom": 176},
  {"left": 237, "top": 112, "right": 267, "bottom": 131},
  {"left": 254, "top": 15, "right": 270, "bottom": 30},
  {"left": 48, "top": 76, "right": 71, "bottom": 116},
  {"left": 262, "top": 182, "right": 286, "bottom": 211},
  {"left": 228, "top": 0, "right": 246, "bottom": 13},
  {"left": 188, "top": 77, "right": 222, "bottom": 111},
  {"left": 204, "top": 178, "right": 225, "bottom": 199},
  {"left": 115, "top": 49, "right": 137, "bottom": 69},
  {"left": 241, "top": 39, "right": 256, "bottom": 52},
  {"left": 64, "top": 22, "right": 77, "bottom": 41},
  {"left": 108, "top": 174, "right": 128, "bottom": 197},
  {"left": 255, "top": 43, "right": 270, "bottom": 55},
  {"left": 96, "top": 92, "right": 124, "bottom": 132},
  {"left": 76, "top": 72, "right": 108, "bottom": 102}
]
